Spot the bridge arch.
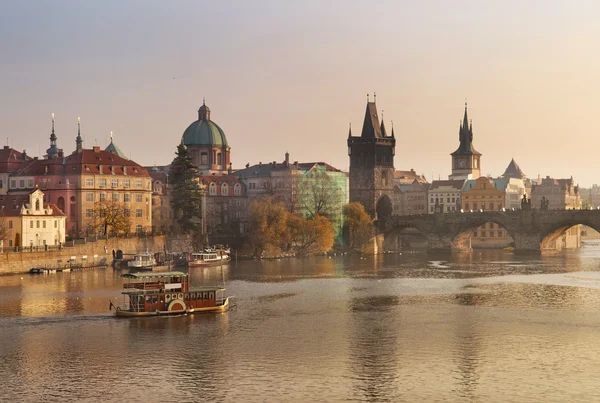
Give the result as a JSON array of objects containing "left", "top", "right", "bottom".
[
  {"left": 540, "top": 219, "right": 600, "bottom": 251},
  {"left": 450, "top": 216, "right": 516, "bottom": 251},
  {"left": 376, "top": 195, "right": 393, "bottom": 220},
  {"left": 381, "top": 222, "right": 428, "bottom": 251}
]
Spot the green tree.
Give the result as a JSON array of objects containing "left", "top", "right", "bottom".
[
  {"left": 343, "top": 202, "right": 374, "bottom": 250},
  {"left": 288, "top": 214, "right": 334, "bottom": 256},
  {"left": 298, "top": 169, "right": 342, "bottom": 219},
  {"left": 170, "top": 143, "right": 203, "bottom": 234}
]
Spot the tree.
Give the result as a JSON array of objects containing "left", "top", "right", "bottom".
[
  {"left": 170, "top": 143, "right": 203, "bottom": 234},
  {"left": 298, "top": 169, "right": 343, "bottom": 219},
  {"left": 343, "top": 202, "right": 374, "bottom": 250},
  {"left": 93, "top": 200, "right": 131, "bottom": 235},
  {"left": 247, "top": 197, "right": 289, "bottom": 257},
  {"left": 288, "top": 214, "right": 334, "bottom": 256}
]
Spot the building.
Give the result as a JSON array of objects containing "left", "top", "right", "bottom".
[
  {"left": 234, "top": 154, "right": 348, "bottom": 243},
  {"left": 501, "top": 158, "right": 526, "bottom": 180},
  {"left": 428, "top": 180, "right": 464, "bottom": 213},
  {"left": 449, "top": 103, "right": 482, "bottom": 180},
  {"left": 0, "top": 188, "right": 66, "bottom": 250},
  {"left": 8, "top": 116, "right": 153, "bottom": 237},
  {"left": 181, "top": 100, "right": 231, "bottom": 175},
  {"left": 148, "top": 166, "right": 172, "bottom": 233},
  {"left": 394, "top": 169, "right": 428, "bottom": 185},
  {"left": 347, "top": 97, "right": 396, "bottom": 218},
  {"left": 0, "top": 146, "right": 34, "bottom": 195},
  {"left": 531, "top": 176, "right": 581, "bottom": 210},
  {"left": 394, "top": 180, "right": 429, "bottom": 216}
]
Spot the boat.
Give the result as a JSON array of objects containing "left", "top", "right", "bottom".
[
  {"left": 127, "top": 252, "right": 157, "bottom": 271},
  {"left": 110, "top": 271, "right": 229, "bottom": 317},
  {"left": 188, "top": 248, "right": 231, "bottom": 268}
]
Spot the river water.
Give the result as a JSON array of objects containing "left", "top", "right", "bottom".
[{"left": 3, "top": 246, "right": 600, "bottom": 402}]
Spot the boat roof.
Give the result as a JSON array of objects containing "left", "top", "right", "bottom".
[
  {"left": 122, "top": 286, "right": 225, "bottom": 294},
  {"left": 122, "top": 271, "right": 187, "bottom": 279},
  {"left": 190, "top": 286, "right": 225, "bottom": 291}
]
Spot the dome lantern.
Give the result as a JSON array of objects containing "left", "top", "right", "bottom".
[{"left": 198, "top": 98, "right": 211, "bottom": 121}]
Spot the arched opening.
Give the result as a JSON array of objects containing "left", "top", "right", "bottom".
[
  {"left": 452, "top": 220, "right": 514, "bottom": 251},
  {"left": 57, "top": 197, "right": 65, "bottom": 215},
  {"left": 376, "top": 195, "right": 393, "bottom": 220},
  {"left": 383, "top": 225, "right": 427, "bottom": 251},
  {"left": 541, "top": 223, "right": 593, "bottom": 251}
]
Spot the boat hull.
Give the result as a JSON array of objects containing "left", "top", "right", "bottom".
[
  {"left": 188, "top": 258, "right": 231, "bottom": 268},
  {"left": 114, "top": 297, "right": 230, "bottom": 317}
]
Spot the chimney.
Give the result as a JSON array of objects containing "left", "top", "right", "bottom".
[
  {"left": 258, "top": 162, "right": 262, "bottom": 167},
  {"left": 123, "top": 166, "right": 127, "bottom": 175},
  {"left": 93, "top": 146, "right": 100, "bottom": 152},
  {"left": 245, "top": 163, "right": 250, "bottom": 168},
  {"left": 284, "top": 152, "right": 289, "bottom": 167},
  {"left": 22, "top": 150, "right": 27, "bottom": 160}
]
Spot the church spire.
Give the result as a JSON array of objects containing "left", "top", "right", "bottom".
[
  {"left": 46, "top": 113, "right": 59, "bottom": 159},
  {"left": 391, "top": 121, "right": 395, "bottom": 138},
  {"left": 348, "top": 122, "right": 352, "bottom": 138},
  {"left": 198, "top": 98, "right": 211, "bottom": 121},
  {"left": 76, "top": 117, "right": 83, "bottom": 152}
]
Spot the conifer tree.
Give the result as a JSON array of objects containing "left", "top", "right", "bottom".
[{"left": 170, "top": 143, "right": 203, "bottom": 234}]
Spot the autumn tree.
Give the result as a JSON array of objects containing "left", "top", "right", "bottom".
[
  {"left": 288, "top": 214, "right": 334, "bottom": 256},
  {"left": 93, "top": 200, "right": 131, "bottom": 235},
  {"left": 170, "top": 143, "right": 203, "bottom": 234},
  {"left": 343, "top": 202, "right": 374, "bottom": 250},
  {"left": 246, "top": 197, "right": 289, "bottom": 257}
]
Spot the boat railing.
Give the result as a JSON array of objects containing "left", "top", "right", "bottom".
[{"left": 123, "top": 282, "right": 165, "bottom": 290}]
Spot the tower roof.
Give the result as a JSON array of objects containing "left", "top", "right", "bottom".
[
  {"left": 360, "top": 102, "right": 382, "bottom": 138},
  {"left": 451, "top": 102, "right": 481, "bottom": 156},
  {"left": 502, "top": 158, "right": 525, "bottom": 179},
  {"left": 105, "top": 132, "right": 129, "bottom": 160},
  {"left": 380, "top": 119, "right": 388, "bottom": 137}
]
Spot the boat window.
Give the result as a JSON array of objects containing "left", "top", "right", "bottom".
[
  {"left": 185, "top": 293, "right": 189, "bottom": 301},
  {"left": 209, "top": 292, "right": 214, "bottom": 300},
  {"left": 203, "top": 292, "right": 208, "bottom": 299},
  {"left": 145, "top": 296, "right": 151, "bottom": 303},
  {"left": 152, "top": 296, "right": 158, "bottom": 304},
  {"left": 190, "top": 293, "right": 196, "bottom": 300}
]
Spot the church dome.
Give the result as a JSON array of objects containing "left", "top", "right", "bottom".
[{"left": 181, "top": 101, "right": 229, "bottom": 147}]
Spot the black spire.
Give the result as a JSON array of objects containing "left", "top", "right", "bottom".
[
  {"left": 46, "top": 113, "right": 59, "bottom": 159},
  {"left": 76, "top": 117, "right": 83, "bottom": 152},
  {"left": 360, "top": 101, "right": 382, "bottom": 138},
  {"left": 451, "top": 102, "right": 480, "bottom": 156}
]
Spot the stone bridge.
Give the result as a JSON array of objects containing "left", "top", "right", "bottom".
[{"left": 375, "top": 209, "right": 600, "bottom": 253}]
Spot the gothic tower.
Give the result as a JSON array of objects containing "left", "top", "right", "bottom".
[
  {"left": 449, "top": 103, "right": 481, "bottom": 180},
  {"left": 348, "top": 97, "right": 396, "bottom": 218}
]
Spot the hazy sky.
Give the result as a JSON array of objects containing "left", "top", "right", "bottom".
[{"left": 2, "top": 1, "right": 600, "bottom": 185}]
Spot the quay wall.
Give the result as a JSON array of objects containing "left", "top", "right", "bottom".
[{"left": 0, "top": 236, "right": 166, "bottom": 275}]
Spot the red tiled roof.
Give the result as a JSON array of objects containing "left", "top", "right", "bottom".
[
  {"left": 14, "top": 148, "right": 150, "bottom": 177},
  {"left": 0, "top": 146, "right": 33, "bottom": 173},
  {"left": 0, "top": 195, "right": 65, "bottom": 217}
]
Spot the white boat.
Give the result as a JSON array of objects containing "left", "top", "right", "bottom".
[
  {"left": 127, "top": 252, "right": 157, "bottom": 271},
  {"left": 188, "top": 249, "right": 231, "bottom": 268}
]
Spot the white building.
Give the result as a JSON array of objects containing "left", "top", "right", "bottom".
[
  {"left": 0, "top": 188, "right": 66, "bottom": 250},
  {"left": 428, "top": 180, "right": 465, "bottom": 213}
]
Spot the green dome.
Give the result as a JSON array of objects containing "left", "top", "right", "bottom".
[{"left": 182, "top": 120, "right": 228, "bottom": 147}]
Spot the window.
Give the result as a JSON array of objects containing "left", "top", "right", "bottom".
[
  {"left": 85, "top": 178, "right": 94, "bottom": 186},
  {"left": 234, "top": 183, "right": 241, "bottom": 196},
  {"left": 29, "top": 221, "right": 33, "bottom": 228},
  {"left": 136, "top": 224, "right": 142, "bottom": 233},
  {"left": 9, "top": 240, "right": 12, "bottom": 247},
  {"left": 465, "top": 203, "right": 470, "bottom": 210},
  {"left": 473, "top": 231, "right": 478, "bottom": 237},
  {"left": 99, "top": 178, "right": 107, "bottom": 187},
  {"left": 481, "top": 231, "right": 486, "bottom": 237},
  {"left": 489, "top": 231, "right": 494, "bottom": 237},
  {"left": 123, "top": 179, "right": 130, "bottom": 188},
  {"left": 249, "top": 183, "right": 256, "bottom": 189},
  {"left": 135, "top": 180, "right": 142, "bottom": 188},
  {"left": 136, "top": 209, "right": 142, "bottom": 217},
  {"left": 498, "top": 231, "right": 503, "bottom": 237},
  {"left": 100, "top": 193, "right": 106, "bottom": 201},
  {"left": 86, "top": 193, "right": 94, "bottom": 202},
  {"left": 8, "top": 220, "right": 12, "bottom": 229},
  {"left": 209, "top": 182, "right": 217, "bottom": 195},
  {"left": 447, "top": 197, "right": 450, "bottom": 203},
  {"left": 10, "top": 180, "right": 16, "bottom": 189},
  {"left": 43, "top": 221, "right": 46, "bottom": 228},
  {"left": 135, "top": 194, "right": 143, "bottom": 202},
  {"left": 19, "top": 179, "right": 25, "bottom": 188},
  {"left": 54, "top": 220, "right": 57, "bottom": 228},
  {"left": 489, "top": 203, "right": 494, "bottom": 210},
  {"left": 124, "top": 193, "right": 130, "bottom": 202},
  {"left": 124, "top": 208, "right": 130, "bottom": 217},
  {"left": 112, "top": 193, "right": 119, "bottom": 202},
  {"left": 217, "top": 152, "right": 222, "bottom": 165},
  {"left": 27, "top": 179, "right": 34, "bottom": 188},
  {"left": 221, "top": 183, "right": 228, "bottom": 195},
  {"left": 86, "top": 209, "right": 93, "bottom": 218},
  {"left": 111, "top": 179, "right": 118, "bottom": 188},
  {"left": 382, "top": 171, "right": 388, "bottom": 186},
  {"left": 201, "top": 153, "right": 208, "bottom": 165}
]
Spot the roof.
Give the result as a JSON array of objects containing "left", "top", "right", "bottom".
[
  {"left": 502, "top": 158, "right": 525, "bottom": 179},
  {"left": 122, "top": 271, "right": 187, "bottom": 279},
  {"left": 0, "top": 146, "right": 33, "bottom": 174},
  {"left": 182, "top": 120, "right": 228, "bottom": 147},
  {"left": 451, "top": 103, "right": 481, "bottom": 156},
  {"left": 105, "top": 139, "right": 129, "bottom": 160},
  {"left": 13, "top": 148, "right": 150, "bottom": 177},
  {"left": 0, "top": 194, "right": 66, "bottom": 217},
  {"left": 394, "top": 169, "right": 428, "bottom": 184},
  {"left": 234, "top": 160, "right": 343, "bottom": 179},
  {"left": 429, "top": 179, "right": 465, "bottom": 191},
  {"left": 360, "top": 102, "right": 382, "bottom": 138}
]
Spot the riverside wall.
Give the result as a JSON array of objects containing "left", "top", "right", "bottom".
[{"left": 0, "top": 235, "right": 166, "bottom": 275}]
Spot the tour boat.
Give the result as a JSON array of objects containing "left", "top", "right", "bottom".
[
  {"left": 188, "top": 249, "right": 231, "bottom": 268},
  {"left": 127, "top": 252, "right": 157, "bottom": 271},
  {"left": 110, "top": 271, "right": 229, "bottom": 317}
]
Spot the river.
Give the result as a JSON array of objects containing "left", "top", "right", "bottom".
[{"left": 3, "top": 246, "right": 600, "bottom": 402}]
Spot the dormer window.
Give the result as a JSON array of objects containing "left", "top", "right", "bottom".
[{"left": 35, "top": 199, "right": 40, "bottom": 211}]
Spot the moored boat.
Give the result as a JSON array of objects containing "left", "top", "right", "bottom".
[
  {"left": 110, "top": 271, "right": 229, "bottom": 317},
  {"left": 127, "top": 252, "right": 157, "bottom": 271},
  {"left": 188, "top": 249, "right": 231, "bottom": 268}
]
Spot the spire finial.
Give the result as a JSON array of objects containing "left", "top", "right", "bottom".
[
  {"left": 381, "top": 109, "right": 384, "bottom": 120},
  {"left": 367, "top": 93, "right": 369, "bottom": 102},
  {"left": 374, "top": 92, "right": 377, "bottom": 103},
  {"left": 77, "top": 117, "right": 80, "bottom": 134},
  {"left": 76, "top": 117, "right": 83, "bottom": 151},
  {"left": 203, "top": 97, "right": 205, "bottom": 105},
  {"left": 51, "top": 113, "right": 55, "bottom": 133},
  {"left": 110, "top": 130, "right": 113, "bottom": 143},
  {"left": 348, "top": 122, "right": 352, "bottom": 137}
]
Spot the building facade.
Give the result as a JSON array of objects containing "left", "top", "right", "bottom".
[
  {"left": 348, "top": 98, "right": 395, "bottom": 218},
  {"left": 428, "top": 180, "right": 464, "bottom": 213},
  {"left": 394, "top": 180, "right": 429, "bottom": 216},
  {"left": 0, "top": 189, "right": 66, "bottom": 250},
  {"left": 531, "top": 176, "right": 581, "bottom": 210}
]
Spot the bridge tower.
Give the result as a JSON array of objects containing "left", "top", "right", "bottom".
[
  {"left": 449, "top": 102, "right": 482, "bottom": 180},
  {"left": 347, "top": 96, "right": 396, "bottom": 218}
]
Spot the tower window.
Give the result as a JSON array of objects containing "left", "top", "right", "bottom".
[{"left": 201, "top": 153, "right": 208, "bottom": 165}]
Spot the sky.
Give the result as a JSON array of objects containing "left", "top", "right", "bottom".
[{"left": 1, "top": 1, "right": 600, "bottom": 186}]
